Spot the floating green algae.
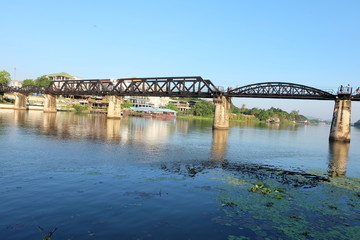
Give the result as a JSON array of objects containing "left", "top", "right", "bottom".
[{"left": 211, "top": 171, "right": 360, "bottom": 240}]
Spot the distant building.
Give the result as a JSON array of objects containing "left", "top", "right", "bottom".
[
  {"left": 9, "top": 80, "right": 22, "bottom": 87},
  {"left": 169, "top": 99, "right": 191, "bottom": 111},
  {"left": 126, "top": 96, "right": 170, "bottom": 108},
  {"left": 129, "top": 107, "right": 177, "bottom": 118},
  {"left": 46, "top": 72, "right": 79, "bottom": 81}
]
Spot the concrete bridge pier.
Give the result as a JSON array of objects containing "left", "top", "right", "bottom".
[
  {"left": 13, "top": 92, "right": 27, "bottom": 110},
  {"left": 329, "top": 99, "right": 351, "bottom": 142},
  {"left": 107, "top": 96, "right": 123, "bottom": 119},
  {"left": 213, "top": 96, "right": 231, "bottom": 130},
  {"left": 328, "top": 142, "right": 349, "bottom": 177},
  {"left": 43, "top": 94, "right": 57, "bottom": 113}
]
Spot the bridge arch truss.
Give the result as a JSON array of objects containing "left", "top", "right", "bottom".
[{"left": 228, "top": 82, "right": 336, "bottom": 100}]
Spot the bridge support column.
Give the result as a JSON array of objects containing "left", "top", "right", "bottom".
[
  {"left": 213, "top": 96, "right": 231, "bottom": 130},
  {"left": 107, "top": 96, "right": 123, "bottom": 119},
  {"left": 13, "top": 92, "right": 27, "bottom": 110},
  {"left": 43, "top": 94, "right": 57, "bottom": 113},
  {"left": 329, "top": 99, "right": 351, "bottom": 142},
  {"left": 328, "top": 142, "right": 349, "bottom": 177}
]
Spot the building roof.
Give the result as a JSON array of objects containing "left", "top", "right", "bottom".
[
  {"left": 130, "top": 107, "right": 176, "bottom": 113},
  {"left": 46, "top": 72, "right": 74, "bottom": 78}
]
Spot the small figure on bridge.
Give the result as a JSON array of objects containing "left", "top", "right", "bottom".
[
  {"left": 339, "top": 84, "right": 352, "bottom": 94},
  {"left": 340, "top": 85, "right": 344, "bottom": 93}
]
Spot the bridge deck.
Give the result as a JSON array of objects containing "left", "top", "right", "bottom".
[{"left": 1, "top": 77, "right": 357, "bottom": 101}]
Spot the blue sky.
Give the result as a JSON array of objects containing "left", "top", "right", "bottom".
[{"left": 1, "top": 0, "right": 360, "bottom": 120}]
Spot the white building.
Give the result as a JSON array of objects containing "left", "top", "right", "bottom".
[
  {"left": 9, "top": 80, "right": 22, "bottom": 87},
  {"left": 126, "top": 96, "right": 170, "bottom": 108},
  {"left": 46, "top": 72, "right": 79, "bottom": 81}
]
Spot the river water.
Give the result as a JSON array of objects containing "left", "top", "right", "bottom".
[{"left": 0, "top": 110, "right": 359, "bottom": 240}]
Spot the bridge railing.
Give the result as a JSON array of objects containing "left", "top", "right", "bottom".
[
  {"left": 353, "top": 87, "right": 360, "bottom": 95},
  {"left": 337, "top": 86, "right": 352, "bottom": 95}
]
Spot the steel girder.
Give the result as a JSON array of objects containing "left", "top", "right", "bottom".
[
  {"left": 46, "top": 76, "right": 220, "bottom": 97},
  {"left": 227, "top": 82, "right": 336, "bottom": 100},
  {"left": 0, "top": 85, "right": 46, "bottom": 94},
  {"left": 3, "top": 80, "right": 360, "bottom": 101}
]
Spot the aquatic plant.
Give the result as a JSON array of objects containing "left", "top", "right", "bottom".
[
  {"left": 37, "top": 226, "right": 57, "bottom": 240},
  {"left": 210, "top": 170, "right": 360, "bottom": 240}
]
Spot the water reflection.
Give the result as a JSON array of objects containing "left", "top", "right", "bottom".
[
  {"left": 13, "top": 110, "right": 26, "bottom": 125},
  {"left": 124, "top": 118, "right": 176, "bottom": 145},
  {"left": 211, "top": 129, "right": 228, "bottom": 162},
  {"left": 328, "top": 142, "right": 350, "bottom": 177},
  {"left": 42, "top": 112, "right": 57, "bottom": 136},
  {"left": 3, "top": 109, "right": 359, "bottom": 179},
  {"left": 230, "top": 120, "right": 301, "bottom": 130},
  {"left": 106, "top": 118, "right": 121, "bottom": 140},
  {"left": 4, "top": 111, "right": 179, "bottom": 145}
]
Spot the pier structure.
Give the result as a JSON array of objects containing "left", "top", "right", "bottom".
[
  {"left": 13, "top": 92, "right": 27, "bottom": 110},
  {"left": 329, "top": 93, "right": 352, "bottom": 142},
  {"left": 107, "top": 95, "right": 123, "bottom": 119},
  {"left": 213, "top": 96, "right": 231, "bottom": 130},
  {"left": 2, "top": 77, "right": 360, "bottom": 142},
  {"left": 43, "top": 94, "right": 57, "bottom": 113}
]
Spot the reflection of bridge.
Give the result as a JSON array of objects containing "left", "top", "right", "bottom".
[{"left": 1, "top": 76, "right": 358, "bottom": 142}]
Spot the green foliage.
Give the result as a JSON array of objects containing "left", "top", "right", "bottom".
[
  {"left": 0, "top": 70, "right": 11, "bottom": 85},
  {"left": 171, "top": 98, "right": 307, "bottom": 123},
  {"left": 72, "top": 104, "right": 89, "bottom": 112},
  {"left": 249, "top": 184, "right": 272, "bottom": 194},
  {"left": 239, "top": 105, "right": 307, "bottom": 122},
  {"left": 121, "top": 100, "right": 134, "bottom": 108},
  {"left": 22, "top": 79, "right": 35, "bottom": 86},
  {"left": 230, "top": 104, "right": 240, "bottom": 114},
  {"left": 192, "top": 100, "right": 214, "bottom": 117},
  {"left": 165, "top": 103, "right": 178, "bottom": 111},
  {"left": 248, "top": 183, "right": 285, "bottom": 198},
  {"left": 35, "top": 75, "right": 52, "bottom": 87}
]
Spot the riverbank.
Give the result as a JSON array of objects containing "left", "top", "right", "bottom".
[{"left": 177, "top": 114, "right": 313, "bottom": 125}]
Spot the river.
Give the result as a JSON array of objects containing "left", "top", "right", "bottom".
[{"left": 0, "top": 110, "right": 359, "bottom": 240}]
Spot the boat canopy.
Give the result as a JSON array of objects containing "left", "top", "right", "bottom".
[{"left": 129, "top": 107, "right": 176, "bottom": 113}]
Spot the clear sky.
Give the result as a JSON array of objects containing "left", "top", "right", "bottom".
[{"left": 1, "top": 0, "right": 359, "bottom": 121}]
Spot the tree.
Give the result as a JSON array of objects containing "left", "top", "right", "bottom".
[
  {"left": 240, "top": 104, "right": 247, "bottom": 113},
  {"left": 121, "top": 100, "right": 134, "bottom": 108},
  {"left": 0, "top": 70, "right": 11, "bottom": 85},
  {"left": 165, "top": 103, "right": 178, "bottom": 111},
  {"left": 230, "top": 104, "right": 241, "bottom": 114},
  {"left": 35, "top": 75, "right": 52, "bottom": 87},
  {"left": 289, "top": 110, "right": 299, "bottom": 121},
  {"left": 22, "top": 79, "right": 35, "bottom": 87},
  {"left": 257, "top": 109, "right": 272, "bottom": 121},
  {"left": 192, "top": 100, "right": 214, "bottom": 116}
]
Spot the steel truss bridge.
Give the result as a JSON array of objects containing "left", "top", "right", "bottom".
[{"left": 1, "top": 76, "right": 360, "bottom": 100}]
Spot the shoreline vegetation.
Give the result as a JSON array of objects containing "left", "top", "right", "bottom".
[
  {"left": 1, "top": 95, "right": 328, "bottom": 124},
  {"left": 170, "top": 98, "right": 326, "bottom": 125}
]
